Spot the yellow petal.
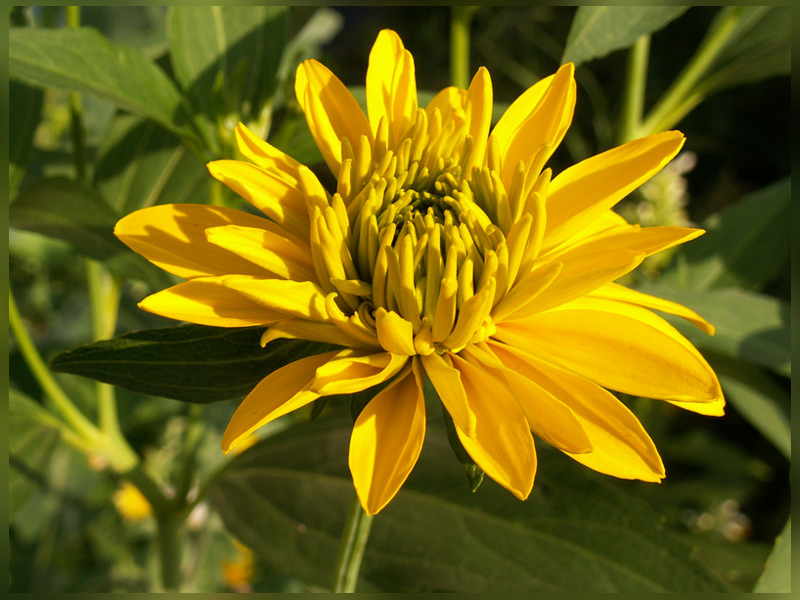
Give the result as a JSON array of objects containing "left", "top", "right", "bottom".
[
  {"left": 260, "top": 319, "right": 379, "bottom": 350},
  {"left": 221, "top": 276, "right": 329, "bottom": 321},
  {"left": 205, "top": 224, "right": 316, "bottom": 282},
  {"left": 349, "top": 362, "right": 426, "bottom": 515},
  {"left": 310, "top": 350, "right": 408, "bottom": 395},
  {"left": 222, "top": 351, "right": 339, "bottom": 453},
  {"left": 589, "top": 282, "right": 715, "bottom": 335},
  {"left": 491, "top": 63, "right": 575, "bottom": 187},
  {"left": 544, "top": 131, "right": 685, "bottom": 250},
  {"left": 115, "top": 204, "right": 275, "bottom": 279},
  {"left": 206, "top": 160, "right": 310, "bottom": 240},
  {"left": 295, "top": 59, "right": 372, "bottom": 176},
  {"left": 367, "top": 29, "right": 404, "bottom": 135},
  {"left": 495, "top": 345, "right": 665, "bottom": 481},
  {"left": 450, "top": 354, "right": 536, "bottom": 500},
  {"left": 420, "top": 352, "right": 476, "bottom": 436},
  {"left": 138, "top": 277, "right": 283, "bottom": 327},
  {"left": 524, "top": 249, "right": 644, "bottom": 314},
  {"left": 496, "top": 296, "right": 723, "bottom": 402},
  {"left": 667, "top": 397, "right": 726, "bottom": 416},
  {"left": 375, "top": 308, "right": 416, "bottom": 355},
  {"left": 464, "top": 67, "right": 493, "bottom": 174},
  {"left": 234, "top": 122, "right": 302, "bottom": 184},
  {"left": 476, "top": 343, "right": 593, "bottom": 454},
  {"left": 544, "top": 225, "right": 705, "bottom": 264}
]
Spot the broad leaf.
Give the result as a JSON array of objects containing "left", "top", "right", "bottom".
[
  {"left": 9, "top": 79, "right": 43, "bottom": 198},
  {"left": 9, "top": 389, "right": 64, "bottom": 518},
  {"left": 754, "top": 518, "right": 791, "bottom": 593},
  {"left": 9, "top": 177, "right": 171, "bottom": 289},
  {"left": 562, "top": 6, "right": 689, "bottom": 67},
  {"left": 93, "top": 115, "right": 209, "bottom": 214},
  {"left": 167, "top": 6, "right": 288, "bottom": 123},
  {"left": 635, "top": 284, "right": 790, "bottom": 377},
  {"left": 9, "top": 26, "right": 197, "bottom": 144},
  {"left": 209, "top": 415, "right": 730, "bottom": 592},
  {"left": 714, "top": 357, "right": 790, "bottom": 459},
  {"left": 661, "top": 178, "right": 790, "bottom": 291},
  {"left": 699, "top": 6, "right": 790, "bottom": 95},
  {"left": 50, "top": 324, "right": 336, "bottom": 403}
]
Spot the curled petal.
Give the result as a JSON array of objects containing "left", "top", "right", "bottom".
[{"left": 350, "top": 361, "right": 426, "bottom": 515}]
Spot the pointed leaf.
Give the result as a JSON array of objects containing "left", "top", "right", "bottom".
[
  {"left": 562, "top": 6, "right": 689, "bottom": 67},
  {"left": 9, "top": 26, "right": 196, "bottom": 143},
  {"left": 208, "top": 415, "right": 729, "bottom": 592},
  {"left": 50, "top": 324, "right": 337, "bottom": 403}
]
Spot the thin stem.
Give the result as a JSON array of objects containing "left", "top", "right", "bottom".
[
  {"left": 9, "top": 289, "right": 100, "bottom": 443},
  {"left": 173, "top": 404, "right": 205, "bottom": 505},
  {"left": 332, "top": 492, "right": 374, "bottom": 593},
  {"left": 618, "top": 35, "right": 650, "bottom": 144},
  {"left": 450, "top": 6, "right": 478, "bottom": 89},
  {"left": 639, "top": 6, "right": 746, "bottom": 136},
  {"left": 209, "top": 178, "right": 225, "bottom": 206},
  {"left": 155, "top": 512, "right": 184, "bottom": 592}
]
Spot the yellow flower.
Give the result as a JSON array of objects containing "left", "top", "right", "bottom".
[
  {"left": 112, "top": 481, "right": 152, "bottom": 521},
  {"left": 115, "top": 30, "right": 724, "bottom": 516}
]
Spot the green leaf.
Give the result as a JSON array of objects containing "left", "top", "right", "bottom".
[
  {"left": 635, "top": 284, "right": 790, "bottom": 377},
  {"left": 8, "top": 176, "right": 171, "bottom": 289},
  {"left": 754, "top": 518, "right": 791, "bottom": 592},
  {"left": 700, "top": 6, "right": 790, "bottom": 95},
  {"left": 714, "top": 357, "right": 790, "bottom": 459},
  {"left": 49, "top": 324, "right": 337, "bottom": 403},
  {"left": 562, "top": 6, "right": 689, "bottom": 67},
  {"left": 9, "top": 26, "right": 197, "bottom": 144},
  {"left": 9, "top": 79, "right": 44, "bottom": 198},
  {"left": 9, "top": 389, "right": 64, "bottom": 518},
  {"left": 208, "top": 415, "right": 730, "bottom": 592},
  {"left": 661, "top": 178, "right": 790, "bottom": 291},
  {"left": 167, "top": 6, "right": 288, "bottom": 122},
  {"left": 93, "top": 114, "right": 209, "bottom": 214}
]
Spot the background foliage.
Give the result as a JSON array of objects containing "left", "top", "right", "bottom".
[{"left": 9, "top": 5, "right": 790, "bottom": 592}]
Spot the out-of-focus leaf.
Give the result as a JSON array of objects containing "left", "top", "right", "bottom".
[
  {"left": 94, "top": 115, "right": 209, "bottom": 214},
  {"left": 714, "top": 357, "right": 790, "bottom": 459},
  {"left": 9, "top": 26, "right": 196, "bottom": 144},
  {"left": 661, "top": 178, "right": 790, "bottom": 291},
  {"left": 276, "top": 7, "right": 343, "bottom": 85},
  {"left": 50, "top": 324, "right": 337, "bottom": 403},
  {"left": 562, "top": 6, "right": 689, "bottom": 66},
  {"left": 635, "top": 284, "right": 790, "bottom": 377},
  {"left": 9, "top": 79, "right": 44, "bottom": 198},
  {"left": 699, "top": 6, "right": 790, "bottom": 95},
  {"left": 754, "top": 518, "right": 791, "bottom": 592},
  {"left": 9, "top": 177, "right": 172, "bottom": 289},
  {"left": 167, "top": 6, "right": 288, "bottom": 122},
  {"left": 209, "top": 415, "right": 730, "bottom": 593},
  {"left": 9, "top": 389, "right": 64, "bottom": 518}
]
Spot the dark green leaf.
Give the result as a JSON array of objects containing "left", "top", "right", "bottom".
[
  {"left": 167, "top": 6, "right": 288, "bottom": 123},
  {"left": 9, "top": 389, "right": 64, "bottom": 518},
  {"left": 753, "top": 518, "right": 791, "bottom": 592},
  {"left": 634, "top": 284, "right": 790, "bottom": 377},
  {"left": 209, "top": 416, "right": 729, "bottom": 592},
  {"left": 50, "top": 324, "right": 337, "bottom": 403},
  {"left": 9, "top": 26, "right": 197, "bottom": 144},
  {"left": 714, "top": 357, "right": 790, "bottom": 459},
  {"left": 9, "top": 79, "right": 44, "bottom": 198},
  {"left": 562, "top": 6, "right": 689, "bottom": 66},
  {"left": 93, "top": 114, "right": 209, "bottom": 214},
  {"left": 9, "top": 177, "right": 172, "bottom": 289},
  {"left": 661, "top": 178, "right": 790, "bottom": 291},
  {"left": 700, "top": 6, "right": 790, "bottom": 95}
]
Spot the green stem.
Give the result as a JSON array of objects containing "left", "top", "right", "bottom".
[
  {"left": 618, "top": 35, "right": 650, "bottom": 144},
  {"left": 450, "top": 6, "right": 478, "bottom": 89},
  {"left": 66, "top": 6, "right": 86, "bottom": 182},
  {"left": 155, "top": 512, "right": 184, "bottom": 592},
  {"left": 9, "top": 289, "right": 100, "bottom": 443},
  {"left": 209, "top": 178, "right": 225, "bottom": 206},
  {"left": 332, "top": 492, "right": 373, "bottom": 593},
  {"left": 173, "top": 404, "right": 205, "bottom": 505},
  {"left": 639, "top": 6, "right": 746, "bottom": 136}
]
